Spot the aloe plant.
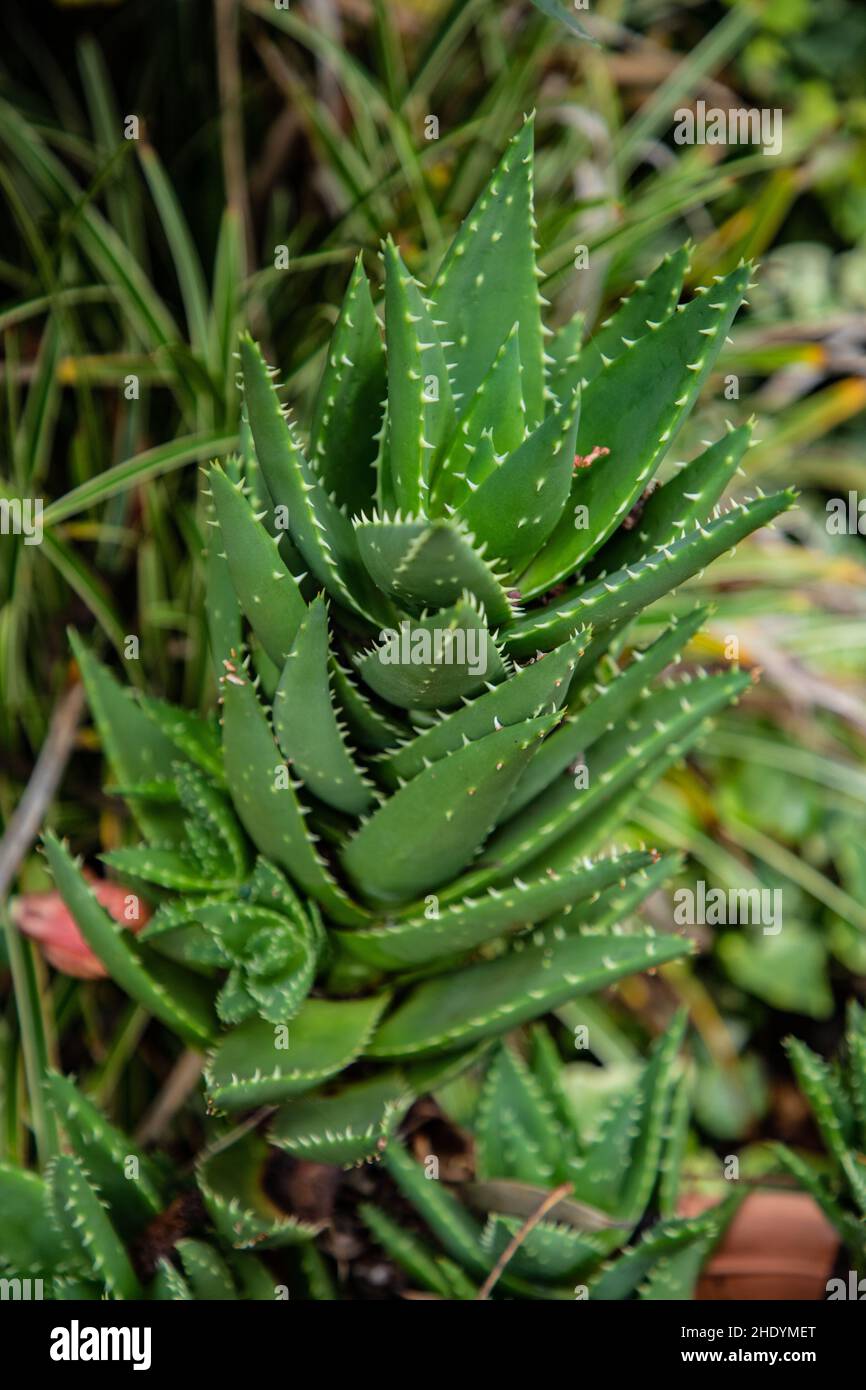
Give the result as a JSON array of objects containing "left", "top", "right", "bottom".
[
  {"left": 34, "top": 121, "right": 794, "bottom": 1296},
  {"left": 366, "top": 1014, "right": 736, "bottom": 1299},
  {"left": 774, "top": 1004, "right": 866, "bottom": 1274}
]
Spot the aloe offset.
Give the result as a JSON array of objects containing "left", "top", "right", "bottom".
[
  {"left": 368, "top": 1015, "right": 737, "bottom": 1299},
  {"left": 774, "top": 1005, "right": 866, "bottom": 1275},
  {"left": 32, "top": 119, "right": 794, "bottom": 1294}
]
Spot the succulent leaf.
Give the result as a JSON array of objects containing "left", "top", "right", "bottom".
[
  {"left": 270, "top": 1071, "right": 411, "bottom": 1165},
  {"left": 431, "top": 116, "right": 545, "bottom": 428},
  {"left": 503, "top": 605, "right": 708, "bottom": 818},
  {"left": 336, "top": 850, "right": 655, "bottom": 970},
  {"left": 44, "top": 833, "right": 217, "bottom": 1047},
  {"left": 208, "top": 461, "right": 306, "bottom": 667},
  {"left": 309, "top": 254, "right": 385, "bottom": 516},
  {"left": 43, "top": 1073, "right": 164, "bottom": 1234},
  {"left": 220, "top": 660, "right": 369, "bottom": 926},
  {"left": 239, "top": 334, "right": 392, "bottom": 625},
  {"left": 520, "top": 263, "right": 752, "bottom": 594},
  {"left": 197, "top": 1133, "right": 321, "bottom": 1248},
  {"left": 354, "top": 597, "right": 507, "bottom": 710},
  {"left": 357, "top": 516, "right": 516, "bottom": 626},
  {"left": 339, "top": 712, "right": 560, "bottom": 904},
  {"left": 587, "top": 421, "right": 752, "bottom": 579},
  {"left": 205, "top": 993, "right": 388, "bottom": 1110},
  {"left": 368, "top": 927, "right": 690, "bottom": 1059},
  {"left": 383, "top": 237, "right": 455, "bottom": 514},
  {"left": 576, "top": 246, "right": 689, "bottom": 387},
  {"left": 431, "top": 322, "right": 526, "bottom": 513},
  {"left": 47, "top": 1154, "right": 141, "bottom": 1300},
  {"left": 273, "top": 596, "right": 375, "bottom": 815},
  {"left": 0, "top": 1163, "right": 70, "bottom": 1277},
  {"left": 505, "top": 493, "right": 794, "bottom": 657},
  {"left": 373, "top": 627, "right": 586, "bottom": 790},
  {"left": 456, "top": 393, "right": 580, "bottom": 574}
]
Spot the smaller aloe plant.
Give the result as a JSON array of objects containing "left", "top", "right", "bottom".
[
  {"left": 774, "top": 1003, "right": 866, "bottom": 1274},
  {"left": 365, "top": 1013, "right": 736, "bottom": 1299},
  {"left": 0, "top": 1073, "right": 306, "bottom": 1300}
]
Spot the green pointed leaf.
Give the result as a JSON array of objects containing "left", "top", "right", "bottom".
[
  {"left": 544, "top": 310, "right": 584, "bottom": 411},
  {"left": 240, "top": 334, "right": 391, "bottom": 625},
  {"left": 357, "top": 516, "right": 516, "bottom": 627},
  {"left": 577, "top": 247, "right": 689, "bottom": 387},
  {"left": 383, "top": 238, "right": 455, "bottom": 514},
  {"left": 205, "top": 993, "right": 388, "bottom": 1110},
  {"left": 567, "top": 1015, "right": 686, "bottom": 1222},
  {"left": 658, "top": 1072, "right": 691, "bottom": 1219},
  {"left": 270, "top": 1071, "right": 411, "bottom": 1165},
  {"left": 369, "top": 926, "right": 691, "bottom": 1059},
  {"left": 44, "top": 834, "right": 216, "bottom": 1047},
  {"left": 638, "top": 1231, "right": 717, "bottom": 1300},
  {"left": 69, "top": 632, "right": 184, "bottom": 841},
  {"left": 456, "top": 395, "right": 579, "bottom": 575},
  {"left": 331, "top": 656, "right": 406, "bottom": 752},
  {"left": 354, "top": 598, "right": 507, "bottom": 711},
  {"left": 204, "top": 455, "right": 243, "bottom": 677},
  {"left": 503, "top": 606, "right": 708, "bottom": 818},
  {"left": 846, "top": 1001, "right": 866, "bottom": 1153},
  {"left": 101, "top": 843, "right": 237, "bottom": 892},
  {"left": 383, "top": 1140, "right": 489, "bottom": 1276},
  {"left": 785, "top": 1037, "right": 866, "bottom": 1216},
  {"left": 197, "top": 1134, "right": 321, "bottom": 1248},
  {"left": 360, "top": 1203, "right": 457, "bottom": 1298},
  {"left": 273, "top": 597, "right": 374, "bottom": 815},
  {"left": 175, "top": 1240, "right": 238, "bottom": 1300},
  {"left": 431, "top": 322, "right": 525, "bottom": 513},
  {"left": 481, "top": 1214, "right": 604, "bottom": 1282},
  {"left": 506, "top": 491, "right": 795, "bottom": 658},
  {"left": 588, "top": 1209, "right": 729, "bottom": 1301},
  {"left": 340, "top": 712, "right": 559, "bottom": 905},
  {"left": 151, "top": 1258, "right": 193, "bottom": 1300},
  {"left": 208, "top": 461, "right": 306, "bottom": 668},
  {"left": 174, "top": 761, "right": 248, "bottom": 878},
  {"left": 309, "top": 255, "right": 385, "bottom": 516},
  {"left": 588, "top": 422, "right": 753, "bottom": 579},
  {"left": 476, "top": 1044, "right": 564, "bottom": 1184},
  {"left": 0, "top": 1162, "right": 69, "bottom": 1276},
  {"left": 44, "top": 1073, "right": 163, "bottom": 1233},
  {"left": 529, "top": 1025, "right": 581, "bottom": 1150},
  {"left": 771, "top": 1145, "right": 865, "bottom": 1254},
  {"left": 220, "top": 661, "right": 368, "bottom": 926},
  {"left": 374, "top": 627, "right": 586, "bottom": 789},
  {"left": 336, "top": 850, "right": 653, "bottom": 970},
  {"left": 47, "top": 1154, "right": 141, "bottom": 1299},
  {"left": 521, "top": 264, "right": 752, "bottom": 594},
  {"left": 480, "top": 672, "right": 750, "bottom": 883},
  {"left": 431, "top": 117, "right": 545, "bottom": 429},
  {"left": 137, "top": 694, "right": 224, "bottom": 784}
]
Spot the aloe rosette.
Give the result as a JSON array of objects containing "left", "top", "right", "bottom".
[
  {"left": 773, "top": 1003, "right": 866, "bottom": 1272},
  {"left": 41, "top": 118, "right": 793, "bottom": 1204},
  {"left": 366, "top": 1014, "right": 737, "bottom": 1299}
]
